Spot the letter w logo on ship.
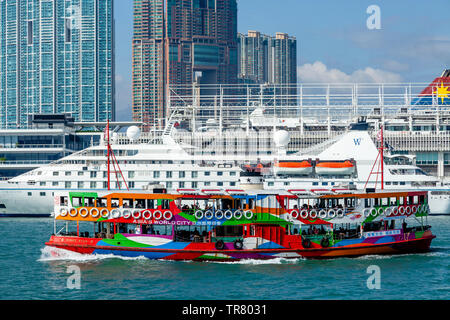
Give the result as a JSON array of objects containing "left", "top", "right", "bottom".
[{"left": 353, "top": 138, "right": 362, "bottom": 146}]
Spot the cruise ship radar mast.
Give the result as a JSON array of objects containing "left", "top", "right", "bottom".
[
  {"left": 105, "top": 120, "right": 129, "bottom": 191},
  {"left": 364, "top": 122, "right": 385, "bottom": 190}
]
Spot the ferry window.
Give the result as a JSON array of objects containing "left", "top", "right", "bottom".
[
  {"left": 65, "top": 171, "right": 71, "bottom": 176},
  {"left": 60, "top": 196, "right": 68, "bottom": 206},
  {"left": 111, "top": 198, "right": 119, "bottom": 208},
  {"left": 230, "top": 182, "right": 236, "bottom": 186},
  {"left": 28, "top": 192, "right": 32, "bottom": 196},
  {"left": 364, "top": 199, "right": 371, "bottom": 208},
  {"left": 179, "top": 171, "right": 186, "bottom": 178},
  {"left": 78, "top": 171, "right": 84, "bottom": 176},
  {"left": 90, "top": 182, "right": 96, "bottom": 189},
  {"left": 72, "top": 197, "right": 82, "bottom": 207},
  {"left": 205, "top": 171, "right": 210, "bottom": 176},
  {"left": 192, "top": 171, "right": 198, "bottom": 178},
  {"left": 381, "top": 198, "right": 388, "bottom": 206},
  {"left": 53, "top": 182, "right": 59, "bottom": 186},
  {"left": 85, "top": 197, "right": 95, "bottom": 207},
  {"left": 218, "top": 182, "right": 223, "bottom": 187},
  {"left": 123, "top": 199, "right": 133, "bottom": 208},
  {"left": 400, "top": 182, "right": 406, "bottom": 186},
  {"left": 146, "top": 199, "right": 156, "bottom": 209},
  {"left": 230, "top": 172, "right": 236, "bottom": 176},
  {"left": 144, "top": 224, "right": 172, "bottom": 236},
  {"left": 215, "top": 225, "right": 243, "bottom": 237},
  {"left": 133, "top": 199, "right": 145, "bottom": 209},
  {"left": 161, "top": 199, "right": 170, "bottom": 210},
  {"left": 90, "top": 171, "right": 97, "bottom": 178},
  {"left": 53, "top": 172, "right": 59, "bottom": 176},
  {"left": 312, "top": 182, "right": 319, "bottom": 186},
  {"left": 399, "top": 197, "right": 404, "bottom": 205},
  {"left": 65, "top": 182, "right": 71, "bottom": 189},
  {"left": 179, "top": 182, "right": 185, "bottom": 188},
  {"left": 166, "top": 171, "right": 172, "bottom": 178},
  {"left": 97, "top": 198, "right": 107, "bottom": 207}
]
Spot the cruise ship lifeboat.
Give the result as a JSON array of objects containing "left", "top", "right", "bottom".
[
  {"left": 315, "top": 160, "right": 355, "bottom": 175},
  {"left": 274, "top": 160, "right": 313, "bottom": 176}
]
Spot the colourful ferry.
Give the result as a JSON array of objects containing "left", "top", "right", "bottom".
[{"left": 45, "top": 188, "right": 435, "bottom": 261}]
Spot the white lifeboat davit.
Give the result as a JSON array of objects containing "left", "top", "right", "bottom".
[{"left": 315, "top": 160, "right": 355, "bottom": 175}]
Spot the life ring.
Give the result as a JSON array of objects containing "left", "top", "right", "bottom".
[
  {"left": 153, "top": 210, "right": 162, "bottom": 220},
  {"left": 398, "top": 206, "right": 405, "bottom": 215},
  {"left": 234, "top": 210, "right": 243, "bottom": 220},
  {"left": 370, "top": 207, "right": 377, "bottom": 217},
  {"left": 392, "top": 206, "right": 399, "bottom": 216},
  {"left": 204, "top": 210, "right": 214, "bottom": 220},
  {"left": 318, "top": 209, "right": 327, "bottom": 219},
  {"left": 412, "top": 205, "right": 418, "bottom": 214},
  {"left": 215, "top": 210, "right": 224, "bottom": 220},
  {"left": 419, "top": 204, "right": 425, "bottom": 214},
  {"left": 244, "top": 210, "right": 253, "bottom": 220},
  {"left": 142, "top": 210, "right": 152, "bottom": 220},
  {"left": 79, "top": 207, "right": 89, "bottom": 218},
  {"left": 215, "top": 240, "right": 225, "bottom": 250},
  {"left": 194, "top": 210, "right": 204, "bottom": 220},
  {"left": 328, "top": 209, "right": 336, "bottom": 219},
  {"left": 132, "top": 210, "right": 141, "bottom": 219},
  {"left": 302, "top": 238, "right": 312, "bottom": 249},
  {"left": 291, "top": 210, "right": 299, "bottom": 219},
  {"left": 336, "top": 209, "right": 344, "bottom": 219},
  {"left": 300, "top": 210, "right": 309, "bottom": 219},
  {"left": 378, "top": 207, "right": 384, "bottom": 216},
  {"left": 405, "top": 206, "right": 411, "bottom": 215},
  {"left": 90, "top": 208, "right": 100, "bottom": 218},
  {"left": 59, "top": 207, "right": 68, "bottom": 217},
  {"left": 163, "top": 210, "right": 173, "bottom": 220},
  {"left": 100, "top": 209, "right": 109, "bottom": 218},
  {"left": 310, "top": 210, "right": 317, "bottom": 219},
  {"left": 122, "top": 209, "right": 132, "bottom": 219},
  {"left": 69, "top": 208, "right": 78, "bottom": 217},
  {"left": 320, "top": 237, "right": 330, "bottom": 248},
  {"left": 111, "top": 208, "right": 121, "bottom": 219},
  {"left": 363, "top": 208, "right": 371, "bottom": 217},
  {"left": 233, "top": 239, "right": 244, "bottom": 250},
  {"left": 224, "top": 210, "right": 233, "bottom": 220}
]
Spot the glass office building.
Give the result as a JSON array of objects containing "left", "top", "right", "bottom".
[{"left": 0, "top": 0, "right": 115, "bottom": 129}]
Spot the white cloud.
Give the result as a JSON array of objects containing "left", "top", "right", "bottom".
[{"left": 297, "top": 61, "right": 403, "bottom": 84}]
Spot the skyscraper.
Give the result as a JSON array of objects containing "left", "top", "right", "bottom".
[
  {"left": 132, "top": 0, "right": 238, "bottom": 131},
  {"left": 238, "top": 31, "right": 297, "bottom": 86},
  {"left": 0, "top": 0, "right": 115, "bottom": 129}
]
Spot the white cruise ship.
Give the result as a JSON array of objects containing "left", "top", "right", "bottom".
[{"left": 0, "top": 123, "right": 449, "bottom": 216}]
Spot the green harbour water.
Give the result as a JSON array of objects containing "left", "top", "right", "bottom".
[{"left": 0, "top": 216, "right": 449, "bottom": 300}]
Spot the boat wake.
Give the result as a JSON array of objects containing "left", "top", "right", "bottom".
[{"left": 38, "top": 246, "right": 148, "bottom": 262}]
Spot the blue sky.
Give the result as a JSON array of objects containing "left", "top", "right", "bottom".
[{"left": 114, "top": 0, "right": 450, "bottom": 120}]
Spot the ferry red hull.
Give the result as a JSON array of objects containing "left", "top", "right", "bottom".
[{"left": 45, "top": 235, "right": 435, "bottom": 261}]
